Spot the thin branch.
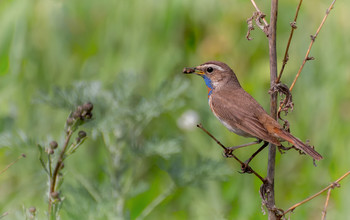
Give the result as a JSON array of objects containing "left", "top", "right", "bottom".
[
  {"left": 283, "top": 171, "right": 350, "bottom": 215},
  {"left": 289, "top": 0, "right": 336, "bottom": 91},
  {"left": 196, "top": 124, "right": 265, "bottom": 183},
  {"left": 0, "top": 154, "right": 26, "bottom": 175},
  {"left": 276, "top": 0, "right": 303, "bottom": 83},
  {"left": 321, "top": 188, "right": 332, "bottom": 220},
  {"left": 278, "top": 0, "right": 336, "bottom": 114}
]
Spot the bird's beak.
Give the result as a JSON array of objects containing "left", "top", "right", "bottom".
[{"left": 182, "top": 67, "right": 204, "bottom": 75}]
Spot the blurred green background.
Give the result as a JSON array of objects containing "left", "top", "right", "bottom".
[{"left": 0, "top": 0, "right": 349, "bottom": 219}]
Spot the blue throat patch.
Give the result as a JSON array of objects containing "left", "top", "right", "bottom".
[{"left": 201, "top": 75, "right": 213, "bottom": 96}]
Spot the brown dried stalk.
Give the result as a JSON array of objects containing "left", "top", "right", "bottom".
[
  {"left": 283, "top": 171, "right": 349, "bottom": 216},
  {"left": 278, "top": 0, "right": 336, "bottom": 114},
  {"left": 289, "top": 0, "right": 336, "bottom": 91},
  {"left": 276, "top": 0, "right": 304, "bottom": 83},
  {"left": 321, "top": 188, "right": 332, "bottom": 220}
]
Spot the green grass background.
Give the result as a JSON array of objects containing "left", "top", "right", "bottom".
[{"left": 0, "top": 0, "right": 349, "bottom": 219}]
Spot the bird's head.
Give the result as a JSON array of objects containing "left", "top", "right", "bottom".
[{"left": 183, "top": 61, "right": 241, "bottom": 91}]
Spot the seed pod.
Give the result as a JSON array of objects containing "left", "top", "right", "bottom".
[
  {"left": 51, "top": 191, "right": 59, "bottom": 199},
  {"left": 28, "top": 207, "right": 36, "bottom": 213},
  {"left": 85, "top": 112, "right": 93, "bottom": 119},
  {"left": 50, "top": 141, "right": 58, "bottom": 149},
  {"left": 78, "top": 130, "right": 87, "bottom": 138}
]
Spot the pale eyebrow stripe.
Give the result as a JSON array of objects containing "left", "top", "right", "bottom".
[{"left": 201, "top": 64, "right": 224, "bottom": 71}]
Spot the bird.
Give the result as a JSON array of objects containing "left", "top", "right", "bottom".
[{"left": 183, "top": 61, "right": 323, "bottom": 161}]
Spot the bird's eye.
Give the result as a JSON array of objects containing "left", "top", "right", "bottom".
[{"left": 207, "top": 67, "right": 213, "bottom": 73}]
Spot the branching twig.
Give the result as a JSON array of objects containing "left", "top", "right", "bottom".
[
  {"left": 276, "top": 0, "right": 303, "bottom": 83},
  {"left": 196, "top": 124, "right": 265, "bottom": 183},
  {"left": 46, "top": 102, "right": 94, "bottom": 216},
  {"left": 278, "top": 0, "right": 336, "bottom": 115},
  {"left": 283, "top": 171, "right": 350, "bottom": 216},
  {"left": 289, "top": 0, "right": 336, "bottom": 91}
]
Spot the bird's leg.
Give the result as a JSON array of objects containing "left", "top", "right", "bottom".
[
  {"left": 241, "top": 141, "right": 269, "bottom": 172},
  {"left": 226, "top": 139, "right": 262, "bottom": 151}
]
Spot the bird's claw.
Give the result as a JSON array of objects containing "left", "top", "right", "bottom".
[{"left": 223, "top": 149, "right": 233, "bottom": 158}]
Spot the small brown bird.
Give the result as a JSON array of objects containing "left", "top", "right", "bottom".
[{"left": 183, "top": 61, "right": 323, "bottom": 160}]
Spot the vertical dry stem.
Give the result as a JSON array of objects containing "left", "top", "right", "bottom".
[{"left": 267, "top": 0, "right": 279, "bottom": 219}]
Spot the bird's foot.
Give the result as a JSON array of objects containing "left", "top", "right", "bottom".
[
  {"left": 277, "top": 144, "right": 293, "bottom": 154},
  {"left": 239, "top": 162, "right": 253, "bottom": 174},
  {"left": 223, "top": 148, "right": 234, "bottom": 158}
]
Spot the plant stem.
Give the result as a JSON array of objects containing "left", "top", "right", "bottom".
[
  {"left": 267, "top": 0, "right": 278, "bottom": 219},
  {"left": 48, "top": 130, "right": 73, "bottom": 214},
  {"left": 276, "top": 0, "right": 303, "bottom": 83},
  {"left": 283, "top": 171, "right": 350, "bottom": 215}
]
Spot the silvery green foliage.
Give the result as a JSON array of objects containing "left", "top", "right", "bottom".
[{"left": 34, "top": 74, "right": 231, "bottom": 219}]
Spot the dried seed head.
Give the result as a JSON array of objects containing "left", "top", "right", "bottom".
[
  {"left": 83, "top": 102, "right": 93, "bottom": 112},
  {"left": 78, "top": 130, "right": 87, "bottom": 138},
  {"left": 66, "top": 117, "right": 74, "bottom": 126},
  {"left": 50, "top": 141, "right": 58, "bottom": 149},
  {"left": 76, "top": 105, "right": 83, "bottom": 114},
  {"left": 51, "top": 191, "right": 59, "bottom": 199},
  {"left": 28, "top": 207, "right": 36, "bottom": 213},
  {"left": 72, "top": 111, "right": 81, "bottom": 119},
  {"left": 85, "top": 112, "right": 93, "bottom": 119}
]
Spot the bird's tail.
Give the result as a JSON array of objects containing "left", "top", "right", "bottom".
[{"left": 276, "top": 129, "right": 323, "bottom": 160}]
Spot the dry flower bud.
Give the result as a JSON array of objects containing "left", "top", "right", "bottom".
[
  {"left": 78, "top": 130, "right": 87, "bottom": 138},
  {"left": 83, "top": 102, "right": 93, "bottom": 112},
  {"left": 50, "top": 141, "right": 58, "bottom": 149}
]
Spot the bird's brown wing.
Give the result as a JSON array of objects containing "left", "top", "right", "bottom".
[
  {"left": 210, "top": 89, "right": 281, "bottom": 145},
  {"left": 211, "top": 88, "right": 323, "bottom": 160}
]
